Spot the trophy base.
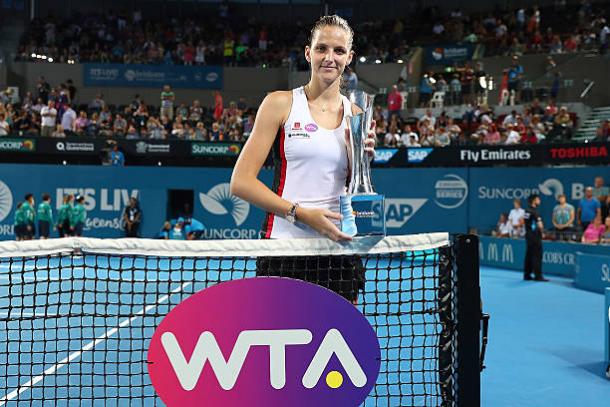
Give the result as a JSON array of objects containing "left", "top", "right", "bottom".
[{"left": 340, "top": 195, "right": 386, "bottom": 237}]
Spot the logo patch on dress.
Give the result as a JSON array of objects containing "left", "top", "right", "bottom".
[{"left": 305, "top": 123, "right": 318, "bottom": 132}]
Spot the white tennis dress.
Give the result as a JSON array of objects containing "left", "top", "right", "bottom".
[{"left": 261, "top": 86, "right": 352, "bottom": 238}]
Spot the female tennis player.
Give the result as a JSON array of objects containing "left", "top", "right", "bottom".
[{"left": 230, "top": 15, "right": 375, "bottom": 302}]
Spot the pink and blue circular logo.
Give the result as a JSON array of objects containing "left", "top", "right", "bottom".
[
  {"left": 305, "top": 123, "right": 318, "bottom": 132},
  {"left": 148, "top": 277, "right": 380, "bottom": 406}
]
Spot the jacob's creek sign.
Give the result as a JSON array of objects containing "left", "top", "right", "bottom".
[
  {"left": 148, "top": 278, "right": 381, "bottom": 406},
  {"left": 191, "top": 143, "right": 241, "bottom": 156}
]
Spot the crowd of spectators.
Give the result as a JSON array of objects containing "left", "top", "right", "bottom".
[
  {"left": 376, "top": 96, "right": 578, "bottom": 147},
  {"left": 492, "top": 176, "right": 610, "bottom": 245},
  {"left": 15, "top": 3, "right": 609, "bottom": 69},
  {"left": 429, "top": 2, "right": 609, "bottom": 57},
  {"left": 0, "top": 77, "right": 253, "bottom": 142}
]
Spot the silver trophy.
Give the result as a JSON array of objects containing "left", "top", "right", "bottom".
[{"left": 340, "top": 90, "right": 386, "bottom": 236}]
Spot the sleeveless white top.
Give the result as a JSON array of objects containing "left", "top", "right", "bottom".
[{"left": 261, "top": 86, "right": 352, "bottom": 238}]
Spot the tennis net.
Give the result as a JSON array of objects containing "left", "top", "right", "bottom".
[{"left": 0, "top": 233, "right": 480, "bottom": 406}]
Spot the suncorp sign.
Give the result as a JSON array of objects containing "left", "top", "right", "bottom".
[{"left": 148, "top": 278, "right": 380, "bottom": 406}]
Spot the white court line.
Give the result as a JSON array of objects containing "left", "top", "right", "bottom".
[{"left": 0, "top": 281, "right": 192, "bottom": 405}]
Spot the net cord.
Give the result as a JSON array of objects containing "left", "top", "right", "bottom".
[{"left": 0, "top": 233, "right": 449, "bottom": 258}]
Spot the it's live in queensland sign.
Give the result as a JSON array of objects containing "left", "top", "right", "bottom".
[
  {"left": 148, "top": 278, "right": 381, "bottom": 406},
  {"left": 84, "top": 64, "right": 223, "bottom": 89}
]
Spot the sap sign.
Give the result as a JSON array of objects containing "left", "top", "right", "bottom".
[
  {"left": 373, "top": 149, "right": 397, "bottom": 164},
  {"left": 407, "top": 148, "right": 433, "bottom": 163},
  {"left": 148, "top": 278, "right": 380, "bottom": 406},
  {"left": 384, "top": 199, "right": 427, "bottom": 228}
]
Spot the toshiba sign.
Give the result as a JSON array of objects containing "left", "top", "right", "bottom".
[{"left": 549, "top": 145, "right": 608, "bottom": 160}]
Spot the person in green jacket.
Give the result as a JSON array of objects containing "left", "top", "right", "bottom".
[
  {"left": 13, "top": 202, "right": 24, "bottom": 241},
  {"left": 37, "top": 193, "right": 54, "bottom": 239},
  {"left": 21, "top": 194, "right": 36, "bottom": 240},
  {"left": 70, "top": 195, "right": 87, "bottom": 237},
  {"left": 57, "top": 194, "right": 74, "bottom": 238}
]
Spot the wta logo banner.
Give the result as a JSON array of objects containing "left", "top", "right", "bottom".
[{"left": 148, "top": 278, "right": 381, "bottom": 406}]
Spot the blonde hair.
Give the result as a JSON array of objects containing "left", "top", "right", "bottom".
[{"left": 309, "top": 15, "right": 354, "bottom": 50}]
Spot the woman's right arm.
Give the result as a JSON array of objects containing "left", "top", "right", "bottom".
[
  {"left": 230, "top": 92, "right": 351, "bottom": 241},
  {"left": 230, "top": 91, "right": 293, "bottom": 219}
]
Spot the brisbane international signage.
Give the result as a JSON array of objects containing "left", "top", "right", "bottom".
[{"left": 147, "top": 278, "right": 381, "bottom": 406}]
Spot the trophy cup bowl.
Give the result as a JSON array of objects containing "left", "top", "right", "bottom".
[{"left": 340, "top": 91, "right": 386, "bottom": 237}]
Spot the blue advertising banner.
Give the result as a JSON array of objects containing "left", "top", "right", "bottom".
[
  {"left": 605, "top": 288, "right": 610, "bottom": 374},
  {"left": 0, "top": 165, "right": 265, "bottom": 239},
  {"left": 83, "top": 64, "right": 223, "bottom": 89},
  {"left": 372, "top": 168, "right": 468, "bottom": 234},
  {"left": 0, "top": 165, "right": 467, "bottom": 240},
  {"left": 424, "top": 44, "right": 475, "bottom": 65},
  {"left": 469, "top": 167, "right": 610, "bottom": 233},
  {"left": 479, "top": 236, "right": 609, "bottom": 278},
  {"left": 0, "top": 165, "right": 606, "bottom": 240},
  {"left": 574, "top": 252, "right": 610, "bottom": 294}
]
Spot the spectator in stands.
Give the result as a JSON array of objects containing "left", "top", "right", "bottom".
[
  {"left": 492, "top": 213, "right": 512, "bottom": 237},
  {"left": 0, "top": 113, "right": 9, "bottom": 136},
  {"left": 13, "top": 110, "right": 33, "bottom": 135},
  {"left": 578, "top": 187, "right": 601, "bottom": 231},
  {"left": 507, "top": 56, "right": 523, "bottom": 103},
  {"left": 113, "top": 114, "right": 127, "bottom": 137},
  {"left": 551, "top": 106, "right": 573, "bottom": 141},
  {"left": 36, "top": 77, "right": 50, "bottom": 103},
  {"left": 61, "top": 103, "right": 77, "bottom": 136},
  {"left": 419, "top": 74, "right": 433, "bottom": 107},
  {"left": 40, "top": 100, "right": 57, "bottom": 137},
  {"left": 434, "top": 126, "right": 451, "bottom": 147},
  {"left": 552, "top": 193, "right": 575, "bottom": 240},
  {"left": 505, "top": 123, "right": 521, "bottom": 144},
  {"left": 601, "top": 216, "right": 610, "bottom": 245},
  {"left": 596, "top": 119, "right": 610, "bottom": 141},
  {"left": 502, "top": 110, "right": 518, "bottom": 127},
  {"left": 160, "top": 85, "right": 175, "bottom": 120},
  {"left": 384, "top": 124, "right": 400, "bottom": 147},
  {"left": 52, "top": 124, "right": 66, "bottom": 138},
  {"left": 449, "top": 74, "right": 462, "bottom": 105},
  {"left": 581, "top": 215, "right": 605, "bottom": 244},
  {"left": 189, "top": 100, "right": 203, "bottom": 123},
  {"left": 509, "top": 199, "right": 525, "bottom": 237},
  {"left": 123, "top": 197, "right": 141, "bottom": 238},
  {"left": 400, "top": 124, "right": 418, "bottom": 146},
  {"left": 88, "top": 94, "right": 105, "bottom": 113}
]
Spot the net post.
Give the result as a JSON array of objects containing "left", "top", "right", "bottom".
[{"left": 455, "top": 234, "right": 481, "bottom": 407}]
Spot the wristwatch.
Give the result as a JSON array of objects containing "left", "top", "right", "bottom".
[{"left": 285, "top": 202, "right": 299, "bottom": 224}]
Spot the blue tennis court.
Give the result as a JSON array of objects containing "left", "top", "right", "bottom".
[
  {"left": 0, "top": 251, "right": 443, "bottom": 406},
  {"left": 480, "top": 266, "right": 610, "bottom": 407}
]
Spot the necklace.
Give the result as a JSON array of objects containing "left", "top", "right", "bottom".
[{"left": 304, "top": 85, "right": 341, "bottom": 113}]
